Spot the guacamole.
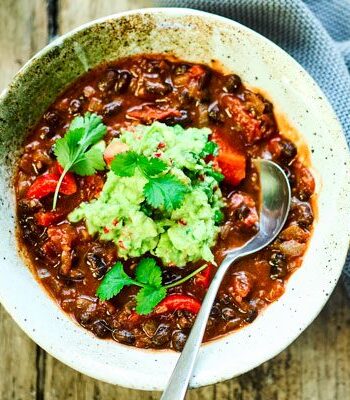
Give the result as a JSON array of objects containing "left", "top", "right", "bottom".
[{"left": 69, "top": 122, "right": 224, "bottom": 266}]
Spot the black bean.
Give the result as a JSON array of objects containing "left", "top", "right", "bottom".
[
  {"left": 263, "top": 100, "right": 273, "bottom": 114},
  {"left": 161, "top": 269, "right": 183, "bottom": 285},
  {"left": 173, "top": 64, "right": 189, "bottom": 75},
  {"left": 222, "top": 307, "right": 236, "bottom": 321},
  {"left": 114, "top": 70, "right": 132, "bottom": 94},
  {"left": 98, "top": 70, "right": 117, "bottom": 92},
  {"left": 18, "top": 202, "right": 45, "bottom": 247},
  {"left": 18, "top": 198, "right": 42, "bottom": 212},
  {"left": 21, "top": 219, "right": 44, "bottom": 248},
  {"left": 103, "top": 100, "right": 123, "bottom": 117},
  {"left": 235, "top": 205, "right": 250, "bottom": 221},
  {"left": 43, "top": 111, "right": 60, "bottom": 126},
  {"left": 219, "top": 293, "right": 232, "bottom": 306},
  {"left": 298, "top": 209, "right": 313, "bottom": 229},
  {"left": 91, "top": 320, "right": 110, "bottom": 338},
  {"left": 172, "top": 330, "right": 187, "bottom": 351},
  {"left": 48, "top": 144, "right": 56, "bottom": 159},
  {"left": 145, "top": 59, "right": 170, "bottom": 74},
  {"left": 144, "top": 80, "right": 172, "bottom": 95},
  {"left": 198, "top": 69, "right": 211, "bottom": 90},
  {"left": 244, "top": 309, "right": 258, "bottom": 323},
  {"left": 76, "top": 306, "right": 96, "bottom": 325},
  {"left": 151, "top": 324, "right": 171, "bottom": 346},
  {"left": 224, "top": 74, "right": 242, "bottom": 93},
  {"left": 288, "top": 198, "right": 314, "bottom": 228},
  {"left": 210, "top": 305, "right": 221, "bottom": 318},
  {"left": 163, "top": 109, "right": 191, "bottom": 126},
  {"left": 69, "top": 99, "right": 81, "bottom": 114},
  {"left": 142, "top": 319, "right": 158, "bottom": 338},
  {"left": 177, "top": 313, "right": 195, "bottom": 330},
  {"left": 86, "top": 252, "right": 107, "bottom": 279},
  {"left": 280, "top": 139, "right": 297, "bottom": 163},
  {"left": 269, "top": 252, "right": 287, "bottom": 279},
  {"left": 112, "top": 328, "right": 135, "bottom": 345},
  {"left": 208, "top": 101, "right": 224, "bottom": 123}
]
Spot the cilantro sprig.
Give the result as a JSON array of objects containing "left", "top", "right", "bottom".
[
  {"left": 96, "top": 258, "right": 207, "bottom": 315},
  {"left": 144, "top": 175, "right": 189, "bottom": 211},
  {"left": 52, "top": 113, "right": 107, "bottom": 209},
  {"left": 111, "top": 151, "right": 189, "bottom": 212},
  {"left": 111, "top": 151, "right": 167, "bottom": 178}
]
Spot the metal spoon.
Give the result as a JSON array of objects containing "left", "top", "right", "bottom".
[{"left": 160, "top": 159, "right": 291, "bottom": 400}]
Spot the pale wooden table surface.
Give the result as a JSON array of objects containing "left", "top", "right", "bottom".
[{"left": 1, "top": 1, "right": 349, "bottom": 399}]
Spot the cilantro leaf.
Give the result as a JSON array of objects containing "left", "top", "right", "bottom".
[
  {"left": 52, "top": 112, "right": 107, "bottom": 209},
  {"left": 205, "top": 167, "right": 224, "bottom": 182},
  {"left": 214, "top": 209, "right": 224, "bottom": 224},
  {"left": 110, "top": 148, "right": 187, "bottom": 212},
  {"left": 71, "top": 147, "right": 106, "bottom": 176},
  {"left": 144, "top": 174, "right": 189, "bottom": 212},
  {"left": 96, "top": 262, "right": 135, "bottom": 301},
  {"left": 54, "top": 138, "right": 71, "bottom": 168},
  {"left": 200, "top": 141, "right": 219, "bottom": 157},
  {"left": 135, "top": 286, "right": 167, "bottom": 315},
  {"left": 55, "top": 113, "right": 107, "bottom": 164},
  {"left": 138, "top": 155, "right": 168, "bottom": 177},
  {"left": 135, "top": 258, "right": 162, "bottom": 287},
  {"left": 111, "top": 151, "right": 139, "bottom": 177},
  {"left": 111, "top": 152, "right": 167, "bottom": 178},
  {"left": 79, "top": 114, "right": 107, "bottom": 146}
]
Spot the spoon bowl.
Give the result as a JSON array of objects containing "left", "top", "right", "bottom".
[
  {"left": 161, "top": 159, "right": 291, "bottom": 400},
  {"left": 227, "top": 159, "right": 292, "bottom": 259}
]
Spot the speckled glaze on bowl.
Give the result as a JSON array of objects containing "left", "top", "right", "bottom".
[{"left": 0, "top": 8, "right": 349, "bottom": 391}]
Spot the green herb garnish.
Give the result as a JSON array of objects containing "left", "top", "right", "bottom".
[
  {"left": 110, "top": 151, "right": 167, "bottom": 177},
  {"left": 111, "top": 151, "right": 189, "bottom": 212},
  {"left": 214, "top": 210, "right": 224, "bottom": 224},
  {"left": 96, "top": 258, "right": 207, "bottom": 315},
  {"left": 53, "top": 113, "right": 107, "bottom": 209},
  {"left": 200, "top": 141, "right": 219, "bottom": 157},
  {"left": 205, "top": 167, "right": 225, "bottom": 182},
  {"left": 144, "top": 175, "right": 189, "bottom": 212},
  {"left": 95, "top": 261, "right": 135, "bottom": 300}
]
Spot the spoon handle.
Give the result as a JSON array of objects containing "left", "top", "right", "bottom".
[{"left": 160, "top": 255, "right": 239, "bottom": 400}]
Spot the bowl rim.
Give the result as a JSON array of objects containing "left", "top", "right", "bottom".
[{"left": 1, "top": 7, "right": 349, "bottom": 391}]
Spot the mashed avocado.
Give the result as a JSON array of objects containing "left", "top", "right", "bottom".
[{"left": 69, "top": 122, "right": 224, "bottom": 267}]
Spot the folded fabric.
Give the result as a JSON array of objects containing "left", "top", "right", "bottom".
[{"left": 155, "top": 0, "right": 350, "bottom": 294}]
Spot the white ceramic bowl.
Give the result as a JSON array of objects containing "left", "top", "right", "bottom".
[{"left": 0, "top": 8, "right": 349, "bottom": 391}]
